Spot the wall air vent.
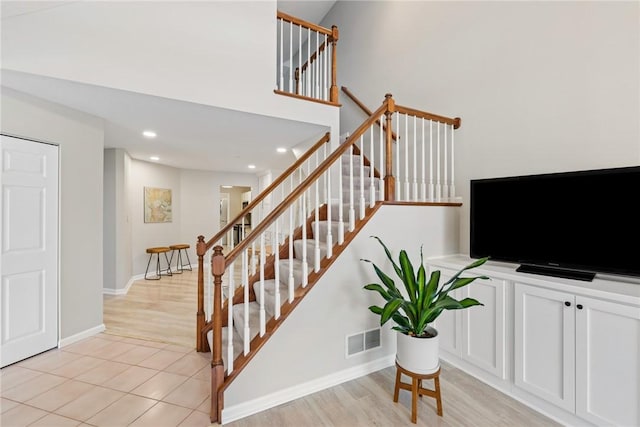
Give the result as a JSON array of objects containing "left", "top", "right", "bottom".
[{"left": 346, "top": 328, "right": 381, "bottom": 358}]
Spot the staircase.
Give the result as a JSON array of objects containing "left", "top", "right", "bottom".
[
  {"left": 197, "top": 91, "right": 462, "bottom": 423},
  {"left": 207, "top": 152, "right": 382, "bottom": 361}
]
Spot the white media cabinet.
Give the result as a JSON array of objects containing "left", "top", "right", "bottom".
[{"left": 428, "top": 255, "right": 640, "bottom": 427}]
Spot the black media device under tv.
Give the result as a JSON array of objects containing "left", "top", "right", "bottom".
[{"left": 470, "top": 165, "right": 640, "bottom": 281}]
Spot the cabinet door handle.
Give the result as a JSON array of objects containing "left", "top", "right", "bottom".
[
  {"left": 576, "top": 304, "right": 583, "bottom": 310},
  {"left": 564, "top": 301, "right": 571, "bottom": 307}
]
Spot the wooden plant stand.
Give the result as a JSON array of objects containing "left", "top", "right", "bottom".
[{"left": 393, "top": 361, "right": 443, "bottom": 424}]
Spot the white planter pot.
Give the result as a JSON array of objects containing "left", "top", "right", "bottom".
[{"left": 396, "top": 326, "right": 440, "bottom": 374}]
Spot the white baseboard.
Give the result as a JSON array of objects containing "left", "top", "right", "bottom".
[
  {"left": 102, "top": 274, "right": 144, "bottom": 296},
  {"left": 59, "top": 324, "right": 106, "bottom": 347},
  {"left": 221, "top": 355, "right": 395, "bottom": 424}
]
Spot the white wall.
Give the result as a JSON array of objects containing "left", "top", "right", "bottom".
[
  {"left": 1, "top": 87, "right": 105, "bottom": 340},
  {"left": 1, "top": 0, "right": 340, "bottom": 136},
  {"left": 126, "top": 163, "right": 259, "bottom": 276},
  {"left": 129, "top": 160, "right": 182, "bottom": 275},
  {"left": 103, "top": 148, "right": 132, "bottom": 293},
  {"left": 223, "top": 205, "right": 460, "bottom": 421},
  {"left": 323, "top": 1, "right": 640, "bottom": 253},
  {"left": 180, "top": 170, "right": 259, "bottom": 263}
]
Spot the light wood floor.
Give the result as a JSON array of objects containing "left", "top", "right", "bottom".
[
  {"left": 225, "top": 362, "right": 560, "bottom": 427},
  {"left": 104, "top": 269, "right": 200, "bottom": 348},
  {"left": 103, "top": 268, "right": 559, "bottom": 426}
]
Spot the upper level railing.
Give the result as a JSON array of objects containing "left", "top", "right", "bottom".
[
  {"left": 275, "top": 11, "right": 339, "bottom": 105},
  {"left": 198, "top": 93, "right": 461, "bottom": 422}
]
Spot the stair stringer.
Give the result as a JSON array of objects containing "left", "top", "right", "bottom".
[{"left": 221, "top": 204, "right": 461, "bottom": 424}]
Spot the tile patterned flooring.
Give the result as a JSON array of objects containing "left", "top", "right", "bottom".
[{"left": 1, "top": 334, "right": 213, "bottom": 427}]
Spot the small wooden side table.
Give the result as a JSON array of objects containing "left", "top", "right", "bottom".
[{"left": 393, "top": 361, "right": 443, "bottom": 424}]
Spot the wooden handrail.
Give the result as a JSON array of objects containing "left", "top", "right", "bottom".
[
  {"left": 277, "top": 11, "right": 332, "bottom": 36},
  {"left": 342, "top": 86, "right": 398, "bottom": 141},
  {"left": 203, "top": 92, "right": 465, "bottom": 421},
  {"left": 202, "top": 132, "right": 330, "bottom": 253},
  {"left": 223, "top": 101, "right": 390, "bottom": 269},
  {"left": 395, "top": 104, "right": 461, "bottom": 129},
  {"left": 300, "top": 41, "right": 327, "bottom": 74}
]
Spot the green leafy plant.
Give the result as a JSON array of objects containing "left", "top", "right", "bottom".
[{"left": 362, "top": 236, "right": 490, "bottom": 338}]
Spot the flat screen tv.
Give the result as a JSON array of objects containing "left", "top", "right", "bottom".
[{"left": 470, "top": 165, "right": 640, "bottom": 281}]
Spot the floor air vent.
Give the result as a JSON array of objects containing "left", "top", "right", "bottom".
[{"left": 346, "top": 328, "right": 381, "bottom": 357}]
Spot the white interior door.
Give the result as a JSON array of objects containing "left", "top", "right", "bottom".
[{"left": 0, "top": 135, "right": 59, "bottom": 368}]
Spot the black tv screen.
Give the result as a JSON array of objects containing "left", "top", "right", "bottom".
[{"left": 470, "top": 165, "right": 640, "bottom": 281}]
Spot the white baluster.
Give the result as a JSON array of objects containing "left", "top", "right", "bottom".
[
  {"left": 315, "top": 31, "right": 319, "bottom": 99},
  {"left": 301, "top": 190, "right": 308, "bottom": 288},
  {"left": 274, "top": 220, "right": 280, "bottom": 319},
  {"left": 443, "top": 122, "right": 449, "bottom": 201},
  {"left": 413, "top": 115, "right": 418, "bottom": 202},
  {"left": 288, "top": 21, "right": 293, "bottom": 93},
  {"left": 288, "top": 204, "right": 294, "bottom": 303},
  {"left": 404, "top": 113, "right": 409, "bottom": 201},
  {"left": 242, "top": 249, "right": 249, "bottom": 355},
  {"left": 307, "top": 27, "right": 311, "bottom": 97},
  {"left": 338, "top": 141, "right": 345, "bottom": 244},
  {"left": 421, "top": 118, "right": 427, "bottom": 202},
  {"left": 323, "top": 34, "right": 328, "bottom": 100},
  {"left": 206, "top": 248, "right": 212, "bottom": 321},
  {"left": 450, "top": 124, "right": 456, "bottom": 199},
  {"left": 298, "top": 24, "right": 302, "bottom": 95},
  {"left": 348, "top": 147, "right": 355, "bottom": 231},
  {"left": 359, "top": 136, "right": 365, "bottom": 219},
  {"left": 429, "top": 120, "right": 434, "bottom": 202},
  {"left": 369, "top": 126, "right": 375, "bottom": 208},
  {"left": 326, "top": 158, "right": 333, "bottom": 258},
  {"left": 436, "top": 122, "right": 442, "bottom": 202},
  {"left": 395, "top": 112, "right": 400, "bottom": 199},
  {"left": 259, "top": 233, "right": 266, "bottom": 336},
  {"left": 314, "top": 151, "right": 320, "bottom": 272},
  {"left": 379, "top": 114, "right": 385, "bottom": 200},
  {"left": 227, "top": 257, "right": 234, "bottom": 373},
  {"left": 279, "top": 18, "right": 283, "bottom": 91}
]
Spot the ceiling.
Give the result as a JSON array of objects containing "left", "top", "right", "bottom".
[{"left": 0, "top": 0, "right": 338, "bottom": 174}]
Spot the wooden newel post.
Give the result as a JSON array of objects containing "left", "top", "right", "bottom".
[
  {"left": 210, "top": 245, "right": 225, "bottom": 423},
  {"left": 329, "top": 25, "right": 339, "bottom": 103},
  {"left": 196, "top": 235, "right": 208, "bottom": 352},
  {"left": 384, "top": 93, "right": 396, "bottom": 201}
]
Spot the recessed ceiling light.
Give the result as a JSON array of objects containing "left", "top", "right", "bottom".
[
  {"left": 150, "top": 156, "right": 160, "bottom": 161},
  {"left": 143, "top": 130, "right": 157, "bottom": 138},
  {"left": 277, "top": 147, "right": 287, "bottom": 153},
  {"left": 222, "top": 185, "right": 233, "bottom": 189},
  {"left": 248, "top": 164, "right": 256, "bottom": 169}
]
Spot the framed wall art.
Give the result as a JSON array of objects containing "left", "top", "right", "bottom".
[{"left": 144, "top": 187, "right": 172, "bottom": 223}]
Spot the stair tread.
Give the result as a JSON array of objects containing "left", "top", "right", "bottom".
[
  {"left": 277, "top": 258, "right": 306, "bottom": 286},
  {"left": 253, "top": 279, "right": 297, "bottom": 317},
  {"left": 207, "top": 326, "right": 244, "bottom": 367},
  {"left": 293, "top": 238, "right": 328, "bottom": 248},
  {"left": 231, "top": 301, "right": 262, "bottom": 341}
]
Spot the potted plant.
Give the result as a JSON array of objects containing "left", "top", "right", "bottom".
[{"left": 362, "top": 236, "right": 490, "bottom": 374}]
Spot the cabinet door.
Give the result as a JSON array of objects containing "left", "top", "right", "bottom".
[
  {"left": 462, "top": 277, "right": 506, "bottom": 378},
  {"left": 433, "top": 268, "right": 461, "bottom": 356},
  {"left": 514, "top": 283, "right": 575, "bottom": 412},
  {"left": 575, "top": 297, "right": 640, "bottom": 426}
]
